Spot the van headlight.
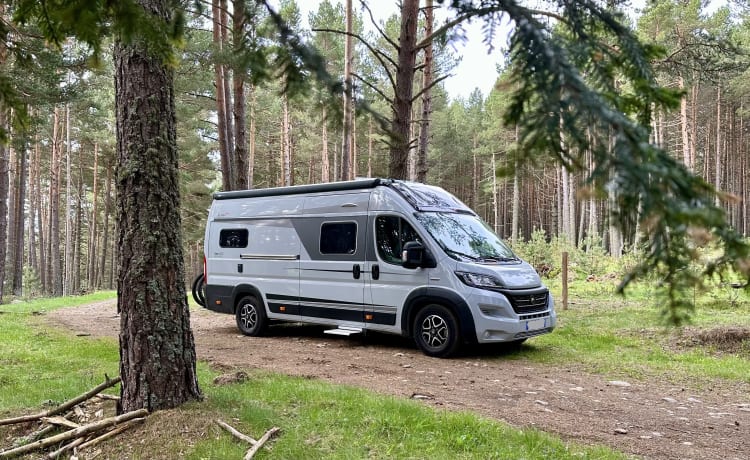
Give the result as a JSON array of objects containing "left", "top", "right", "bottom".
[{"left": 455, "top": 271, "right": 504, "bottom": 291}]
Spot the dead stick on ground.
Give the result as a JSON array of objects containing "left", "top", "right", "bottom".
[
  {"left": 0, "top": 375, "right": 121, "bottom": 427},
  {"left": 77, "top": 418, "right": 145, "bottom": 451},
  {"left": 216, "top": 420, "right": 258, "bottom": 445},
  {"left": 244, "top": 427, "right": 280, "bottom": 460},
  {"left": 94, "top": 393, "right": 120, "bottom": 401},
  {"left": 46, "top": 435, "right": 86, "bottom": 460},
  {"left": 0, "top": 408, "right": 147, "bottom": 459}
]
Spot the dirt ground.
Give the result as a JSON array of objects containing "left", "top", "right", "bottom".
[{"left": 49, "top": 301, "right": 750, "bottom": 460}]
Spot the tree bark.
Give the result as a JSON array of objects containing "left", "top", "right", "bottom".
[
  {"left": 232, "top": 0, "right": 248, "bottom": 189},
  {"left": 88, "top": 143, "right": 99, "bottom": 290},
  {"left": 0, "top": 109, "right": 8, "bottom": 303},
  {"left": 98, "top": 158, "right": 112, "bottom": 289},
  {"left": 340, "top": 0, "right": 354, "bottom": 181},
  {"left": 321, "top": 106, "right": 330, "bottom": 182},
  {"left": 64, "top": 104, "right": 72, "bottom": 295},
  {"left": 49, "top": 107, "right": 63, "bottom": 296},
  {"left": 213, "top": 0, "right": 233, "bottom": 190},
  {"left": 416, "top": 0, "right": 434, "bottom": 183},
  {"left": 12, "top": 132, "right": 27, "bottom": 296},
  {"left": 114, "top": 0, "right": 201, "bottom": 412},
  {"left": 388, "top": 0, "right": 419, "bottom": 180}
]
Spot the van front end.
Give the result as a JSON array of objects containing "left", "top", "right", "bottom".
[{"left": 464, "top": 285, "right": 557, "bottom": 343}]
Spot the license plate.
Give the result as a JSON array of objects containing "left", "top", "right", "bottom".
[{"left": 525, "top": 318, "right": 546, "bottom": 331}]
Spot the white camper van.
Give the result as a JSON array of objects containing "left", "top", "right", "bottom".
[{"left": 200, "top": 179, "right": 555, "bottom": 357}]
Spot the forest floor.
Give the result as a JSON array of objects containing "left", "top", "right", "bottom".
[{"left": 49, "top": 300, "right": 749, "bottom": 460}]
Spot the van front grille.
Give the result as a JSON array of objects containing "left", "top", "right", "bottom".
[{"left": 504, "top": 291, "right": 549, "bottom": 315}]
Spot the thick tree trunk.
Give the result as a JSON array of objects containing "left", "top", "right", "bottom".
[
  {"left": 416, "top": 0, "right": 434, "bottom": 183},
  {"left": 114, "top": 0, "right": 201, "bottom": 412},
  {"left": 388, "top": 0, "right": 419, "bottom": 180}
]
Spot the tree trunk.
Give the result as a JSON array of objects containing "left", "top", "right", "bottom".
[
  {"left": 0, "top": 109, "right": 8, "bottom": 303},
  {"left": 12, "top": 133, "right": 27, "bottom": 296},
  {"left": 416, "top": 0, "right": 434, "bottom": 183},
  {"left": 679, "top": 76, "right": 692, "bottom": 171},
  {"left": 388, "top": 0, "right": 419, "bottom": 180},
  {"left": 281, "top": 93, "right": 291, "bottom": 186},
  {"left": 715, "top": 85, "right": 721, "bottom": 206},
  {"left": 321, "top": 106, "right": 330, "bottom": 182},
  {"left": 114, "top": 0, "right": 201, "bottom": 412},
  {"left": 49, "top": 107, "right": 63, "bottom": 296},
  {"left": 341, "top": 0, "right": 354, "bottom": 181},
  {"left": 213, "top": 0, "right": 233, "bottom": 190},
  {"left": 88, "top": 143, "right": 99, "bottom": 290},
  {"left": 98, "top": 159, "right": 112, "bottom": 289},
  {"left": 232, "top": 0, "right": 248, "bottom": 190},
  {"left": 64, "top": 104, "right": 73, "bottom": 295},
  {"left": 248, "top": 85, "right": 256, "bottom": 189}
]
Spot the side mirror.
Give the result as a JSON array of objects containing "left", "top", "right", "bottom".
[{"left": 402, "top": 241, "right": 436, "bottom": 269}]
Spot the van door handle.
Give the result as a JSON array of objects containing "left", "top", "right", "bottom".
[
  {"left": 372, "top": 264, "right": 380, "bottom": 280},
  {"left": 353, "top": 264, "right": 361, "bottom": 279}
]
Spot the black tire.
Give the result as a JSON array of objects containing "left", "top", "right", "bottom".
[
  {"left": 191, "top": 273, "right": 206, "bottom": 307},
  {"left": 413, "top": 304, "right": 461, "bottom": 358},
  {"left": 235, "top": 295, "right": 268, "bottom": 336}
]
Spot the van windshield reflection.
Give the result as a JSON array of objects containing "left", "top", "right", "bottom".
[{"left": 415, "top": 213, "right": 518, "bottom": 263}]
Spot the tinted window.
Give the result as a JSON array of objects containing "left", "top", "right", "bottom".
[
  {"left": 320, "top": 222, "right": 357, "bottom": 254},
  {"left": 219, "top": 229, "right": 248, "bottom": 248},
  {"left": 375, "top": 216, "right": 421, "bottom": 265}
]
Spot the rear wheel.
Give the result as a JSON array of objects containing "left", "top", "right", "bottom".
[
  {"left": 413, "top": 305, "right": 461, "bottom": 358},
  {"left": 235, "top": 296, "right": 268, "bottom": 336}
]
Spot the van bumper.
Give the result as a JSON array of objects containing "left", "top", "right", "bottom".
[
  {"left": 204, "top": 284, "right": 234, "bottom": 314},
  {"left": 467, "top": 290, "right": 557, "bottom": 343}
]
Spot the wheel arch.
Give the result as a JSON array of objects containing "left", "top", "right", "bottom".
[
  {"left": 230, "top": 284, "right": 266, "bottom": 313},
  {"left": 401, "top": 287, "right": 477, "bottom": 344}
]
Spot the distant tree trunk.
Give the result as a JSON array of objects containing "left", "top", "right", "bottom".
[
  {"left": 281, "top": 93, "right": 291, "bottom": 186},
  {"left": 213, "top": 0, "right": 233, "bottom": 190},
  {"left": 49, "top": 107, "right": 63, "bottom": 296},
  {"left": 88, "top": 143, "right": 99, "bottom": 290},
  {"left": 12, "top": 134, "right": 27, "bottom": 296},
  {"left": 416, "top": 0, "right": 434, "bottom": 183},
  {"left": 98, "top": 158, "right": 112, "bottom": 289},
  {"left": 367, "top": 117, "right": 373, "bottom": 178},
  {"left": 232, "top": 0, "right": 248, "bottom": 189},
  {"left": 679, "top": 76, "right": 692, "bottom": 172},
  {"left": 321, "top": 106, "right": 330, "bottom": 182},
  {"left": 28, "top": 138, "right": 38, "bottom": 276},
  {"left": 64, "top": 104, "right": 73, "bottom": 296},
  {"left": 114, "top": 0, "right": 201, "bottom": 412},
  {"left": 715, "top": 85, "right": 721, "bottom": 206},
  {"left": 491, "top": 151, "right": 500, "bottom": 234},
  {"left": 74, "top": 150, "right": 84, "bottom": 293},
  {"left": 36, "top": 139, "right": 47, "bottom": 293},
  {"left": 341, "top": 0, "right": 354, "bottom": 181},
  {"left": 248, "top": 85, "right": 256, "bottom": 188},
  {"left": 388, "top": 0, "right": 419, "bottom": 180},
  {"left": 0, "top": 109, "right": 9, "bottom": 303}
]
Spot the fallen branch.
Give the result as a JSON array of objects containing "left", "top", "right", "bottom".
[
  {"left": 244, "top": 427, "right": 280, "bottom": 460},
  {"left": 0, "top": 375, "right": 121, "bottom": 427},
  {"left": 216, "top": 420, "right": 257, "bottom": 445},
  {"left": 46, "top": 436, "right": 85, "bottom": 460},
  {"left": 77, "top": 418, "right": 145, "bottom": 451},
  {"left": 94, "top": 393, "right": 120, "bottom": 401},
  {"left": 0, "top": 408, "right": 147, "bottom": 458},
  {"left": 40, "top": 416, "right": 79, "bottom": 430}
]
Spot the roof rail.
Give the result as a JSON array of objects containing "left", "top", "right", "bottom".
[{"left": 213, "top": 178, "right": 386, "bottom": 200}]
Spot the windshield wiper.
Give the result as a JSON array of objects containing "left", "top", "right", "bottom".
[
  {"left": 444, "top": 248, "right": 480, "bottom": 262},
  {"left": 477, "top": 256, "right": 520, "bottom": 263}
]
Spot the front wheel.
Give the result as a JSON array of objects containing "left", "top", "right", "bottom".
[
  {"left": 413, "top": 305, "right": 461, "bottom": 358},
  {"left": 235, "top": 296, "right": 268, "bottom": 336}
]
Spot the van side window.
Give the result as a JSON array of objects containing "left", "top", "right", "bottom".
[
  {"left": 219, "top": 229, "right": 248, "bottom": 248},
  {"left": 376, "top": 216, "right": 420, "bottom": 265},
  {"left": 320, "top": 222, "right": 357, "bottom": 254}
]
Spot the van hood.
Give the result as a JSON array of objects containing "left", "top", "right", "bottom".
[{"left": 455, "top": 261, "right": 542, "bottom": 289}]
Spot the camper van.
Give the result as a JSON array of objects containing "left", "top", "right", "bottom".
[{"left": 200, "top": 178, "right": 555, "bottom": 357}]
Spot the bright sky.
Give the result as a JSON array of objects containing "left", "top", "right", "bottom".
[{"left": 293, "top": 1, "right": 506, "bottom": 100}]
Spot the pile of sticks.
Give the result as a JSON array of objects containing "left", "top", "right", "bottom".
[
  {"left": 216, "top": 420, "right": 280, "bottom": 460},
  {"left": 0, "top": 375, "right": 146, "bottom": 459}
]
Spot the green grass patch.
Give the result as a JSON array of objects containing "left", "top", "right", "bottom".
[
  {"left": 0, "top": 294, "right": 628, "bottom": 459},
  {"left": 514, "top": 280, "right": 750, "bottom": 383}
]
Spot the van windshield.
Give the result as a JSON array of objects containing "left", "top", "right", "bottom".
[{"left": 415, "top": 212, "right": 518, "bottom": 263}]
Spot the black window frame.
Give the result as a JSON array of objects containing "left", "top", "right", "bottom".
[
  {"left": 374, "top": 215, "right": 421, "bottom": 266},
  {"left": 319, "top": 221, "right": 358, "bottom": 255},
  {"left": 219, "top": 228, "right": 249, "bottom": 249}
]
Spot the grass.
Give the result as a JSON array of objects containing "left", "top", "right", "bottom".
[
  {"left": 512, "top": 279, "right": 750, "bottom": 384},
  {"left": 0, "top": 292, "right": 630, "bottom": 459}
]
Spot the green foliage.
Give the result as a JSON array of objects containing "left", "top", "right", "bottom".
[{"left": 446, "top": 0, "right": 750, "bottom": 324}]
